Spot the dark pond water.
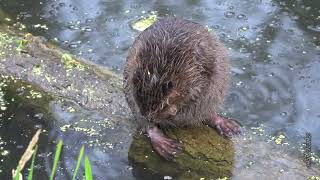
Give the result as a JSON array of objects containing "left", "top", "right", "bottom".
[{"left": 0, "top": 0, "right": 320, "bottom": 179}]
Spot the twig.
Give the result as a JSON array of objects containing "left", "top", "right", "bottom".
[{"left": 12, "top": 129, "right": 42, "bottom": 179}]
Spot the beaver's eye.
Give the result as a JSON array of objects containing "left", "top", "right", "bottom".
[{"left": 162, "top": 81, "right": 173, "bottom": 95}]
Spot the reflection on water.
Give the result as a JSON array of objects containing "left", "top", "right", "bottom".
[{"left": 0, "top": 0, "right": 319, "bottom": 179}]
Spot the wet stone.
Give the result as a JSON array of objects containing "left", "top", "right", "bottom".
[{"left": 128, "top": 126, "right": 234, "bottom": 179}]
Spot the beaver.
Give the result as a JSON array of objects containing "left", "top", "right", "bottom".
[{"left": 123, "top": 17, "right": 241, "bottom": 160}]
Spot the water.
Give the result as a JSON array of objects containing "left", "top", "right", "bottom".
[{"left": 0, "top": 0, "right": 320, "bottom": 179}]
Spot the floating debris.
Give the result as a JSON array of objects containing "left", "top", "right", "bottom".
[
  {"left": 60, "top": 124, "right": 71, "bottom": 132},
  {"left": 274, "top": 134, "right": 286, "bottom": 145},
  {"left": 4, "top": 18, "right": 11, "bottom": 22},
  {"left": 217, "top": 177, "right": 229, "bottom": 180},
  {"left": 245, "top": 161, "right": 254, "bottom": 168},
  {"left": 236, "top": 14, "right": 247, "bottom": 20},
  {"left": 33, "top": 24, "right": 48, "bottom": 30},
  {"left": 205, "top": 25, "right": 213, "bottom": 32},
  {"left": 1, "top": 150, "right": 9, "bottom": 156},
  {"left": 0, "top": 83, "right": 7, "bottom": 112},
  {"left": 238, "top": 25, "right": 249, "bottom": 32},
  {"left": 74, "top": 126, "right": 98, "bottom": 136},
  {"left": 308, "top": 176, "right": 320, "bottom": 180},
  {"left": 81, "top": 27, "right": 93, "bottom": 32},
  {"left": 130, "top": 11, "right": 157, "bottom": 31},
  {"left": 67, "top": 106, "right": 76, "bottom": 113},
  {"left": 224, "top": 11, "right": 235, "bottom": 18},
  {"left": 250, "top": 124, "right": 265, "bottom": 136},
  {"left": 28, "top": 90, "right": 43, "bottom": 99},
  {"left": 105, "top": 142, "right": 114, "bottom": 149}
]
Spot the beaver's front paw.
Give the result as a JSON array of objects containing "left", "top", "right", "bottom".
[{"left": 147, "top": 126, "right": 183, "bottom": 161}]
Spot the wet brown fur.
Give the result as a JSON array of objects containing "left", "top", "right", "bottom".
[{"left": 123, "top": 17, "right": 229, "bottom": 128}]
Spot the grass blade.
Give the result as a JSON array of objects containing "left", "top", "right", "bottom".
[
  {"left": 84, "top": 156, "right": 93, "bottom": 180},
  {"left": 14, "top": 166, "right": 21, "bottom": 180},
  {"left": 27, "top": 145, "right": 38, "bottom": 180},
  {"left": 72, "top": 145, "right": 85, "bottom": 180},
  {"left": 50, "top": 140, "right": 63, "bottom": 180}
]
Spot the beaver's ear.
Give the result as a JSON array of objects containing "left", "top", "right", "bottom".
[{"left": 168, "top": 105, "right": 177, "bottom": 116}]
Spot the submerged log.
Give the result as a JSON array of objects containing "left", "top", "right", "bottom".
[{"left": 0, "top": 26, "right": 319, "bottom": 179}]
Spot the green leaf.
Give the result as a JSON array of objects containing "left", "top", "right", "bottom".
[
  {"left": 84, "top": 156, "right": 93, "bottom": 180},
  {"left": 72, "top": 145, "right": 85, "bottom": 180},
  {"left": 27, "top": 145, "right": 38, "bottom": 180},
  {"left": 50, "top": 140, "right": 63, "bottom": 180}
]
